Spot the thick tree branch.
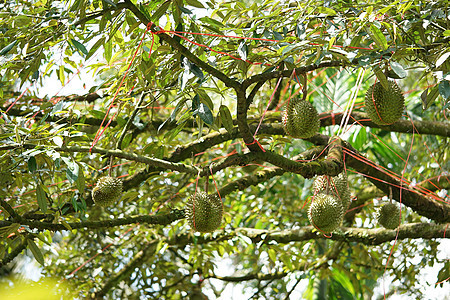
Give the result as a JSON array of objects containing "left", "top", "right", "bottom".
[
  {"left": 236, "top": 223, "right": 449, "bottom": 245},
  {"left": 320, "top": 111, "right": 450, "bottom": 137},
  {"left": 167, "top": 223, "right": 448, "bottom": 248},
  {"left": 209, "top": 271, "right": 288, "bottom": 282},
  {"left": 0, "top": 210, "right": 185, "bottom": 232}
]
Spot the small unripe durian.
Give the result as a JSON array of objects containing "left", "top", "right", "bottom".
[
  {"left": 282, "top": 98, "right": 320, "bottom": 138},
  {"left": 364, "top": 81, "right": 405, "bottom": 125},
  {"left": 186, "top": 191, "right": 223, "bottom": 233},
  {"left": 92, "top": 176, "right": 123, "bottom": 207},
  {"left": 313, "top": 172, "right": 351, "bottom": 211},
  {"left": 308, "top": 193, "right": 344, "bottom": 233},
  {"left": 377, "top": 203, "right": 401, "bottom": 229}
]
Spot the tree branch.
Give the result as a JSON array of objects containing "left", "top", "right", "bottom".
[
  {"left": 0, "top": 144, "right": 200, "bottom": 175},
  {"left": 166, "top": 223, "right": 448, "bottom": 248},
  {"left": 236, "top": 222, "right": 449, "bottom": 245},
  {"left": 320, "top": 111, "right": 450, "bottom": 137},
  {"left": 242, "top": 61, "right": 348, "bottom": 88},
  {"left": 0, "top": 210, "right": 185, "bottom": 232}
]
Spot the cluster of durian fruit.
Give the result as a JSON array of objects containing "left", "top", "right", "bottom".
[
  {"left": 90, "top": 176, "right": 224, "bottom": 233},
  {"left": 308, "top": 172, "right": 350, "bottom": 233},
  {"left": 90, "top": 174, "right": 399, "bottom": 234},
  {"left": 89, "top": 76, "right": 404, "bottom": 234},
  {"left": 282, "top": 78, "right": 405, "bottom": 139},
  {"left": 308, "top": 172, "right": 402, "bottom": 232}
]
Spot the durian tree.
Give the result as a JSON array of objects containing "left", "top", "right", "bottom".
[{"left": 0, "top": 0, "right": 449, "bottom": 299}]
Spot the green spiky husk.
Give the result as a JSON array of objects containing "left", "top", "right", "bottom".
[
  {"left": 364, "top": 81, "right": 405, "bottom": 125},
  {"left": 308, "top": 193, "right": 344, "bottom": 233},
  {"left": 313, "top": 173, "right": 351, "bottom": 211},
  {"left": 186, "top": 191, "right": 223, "bottom": 233},
  {"left": 377, "top": 203, "right": 401, "bottom": 229},
  {"left": 282, "top": 98, "right": 320, "bottom": 138},
  {"left": 92, "top": 176, "right": 123, "bottom": 207}
]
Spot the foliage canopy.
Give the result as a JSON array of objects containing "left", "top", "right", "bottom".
[{"left": 0, "top": 0, "right": 449, "bottom": 299}]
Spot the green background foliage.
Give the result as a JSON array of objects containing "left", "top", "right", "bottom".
[{"left": 0, "top": 0, "right": 449, "bottom": 299}]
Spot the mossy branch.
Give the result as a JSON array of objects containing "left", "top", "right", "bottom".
[
  {"left": 0, "top": 210, "right": 185, "bottom": 232},
  {"left": 320, "top": 111, "right": 450, "bottom": 137},
  {"left": 166, "top": 223, "right": 448, "bottom": 248}
]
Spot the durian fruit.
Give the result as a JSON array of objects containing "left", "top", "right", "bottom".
[
  {"left": 308, "top": 193, "right": 344, "bottom": 233},
  {"left": 313, "top": 172, "right": 351, "bottom": 211},
  {"left": 364, "top": 80, "right": 405, "bottom": 125},
  {"left": 282, "top": 97, "right": 320, "bottom": 138},
  {"left": 377, "top": 203, "right": 401, "bottom": 229},
  {"left": 186, "top": 191, "right": 223, "bottom": 233},
  {"left": 92, "top": 176, "right": 123, "bottom": 207}
]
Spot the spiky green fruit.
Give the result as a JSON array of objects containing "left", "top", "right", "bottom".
[
  {"left": 313, "top": 172, "right": 351, "bottom": 211},
  {"left": 308, "top": 193, "right": 344, "bottom": 233},
  {"left": 92, "top": 176, "right": 123, "bottom": 207},
  {"left": 186, "top": 191, "right": 223, "bottom": 233},
  {"left": 364, "top": 81, "right": 405, "bottom": 125},
  {"left": 282, "top": 98, "right": 320, "bottom": 138},
  {"left": 377, "top": 203, "right": 401, "bottom": 229}
]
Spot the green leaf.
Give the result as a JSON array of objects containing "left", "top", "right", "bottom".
[
  {"left": 219, "top": 105, "right": 234, "bottom": 133},
  {"left": 316, "top": 6, "right": 336, "bottom": 16},
  {"left": 58, "top": 65, "right": 65, "bottom": 85},
  {"left": 268, "top": 248, "right": 277, "bottom": 263},
  {"left": 436, "top": 261, "right": 450, "bottom": 287},
  {"left": 368, "top": 24, "right": 387, "bottom": 50},
  {"left": 62, "top": 158, "right": 79, "bottom": 184},
  {"left": 104, "top": 40, "right": 112, "bottom": 63},
  {"left": 60, "top": 220, "right": 73, "bottom": 231},
  {"left": 121, "top": 191, "right": 139, "bottom": 202},
  {"left": 87, "top": 37, "right": 106, "bottom": 60},
  {"left": 0, "top": 40, "right": 18, "bottom": 56},
  {"left": 373, "top": 67, "right": 389, "bottom": 90},
  {"left": 28, "top": 156, "right": 37, "bottom": 173},
  {"left": 421, "top": 86, "right": 440, "bottom": 110},
  {"left": 389, "top": 61, "right": 406, "bottom": 79},
  {"left": 186, "top": 0, "right": 204, "bottom": 8},
  {"left": 238, "top": 41, "right": 248, "bottom": 61},
  {"left": 438, "top": 80, "right": 450, "bottom": 100},
  {"left": 195, "top": 103, "right": 213, "bottom": 125},
  {"left": 71, "top": 39, "right": 88, "bottom": 56},
  {"left": 435, "top": 51, "right": 450, "bottom": 68},
  {"left": 199, "top": 17, "right": 224, "bottom": 29},
  {"left": 152, "top": 0, "right": 171, "bottom": 21},
  {"left": 121, "top": 133, "right": 133, "bottom": 149},
  {"left": 76, "top": 164, "right": 85, "bottom": 193},
  {"left": 52, "top": 136, "right": 64, "bottom": 147},
  {"left": 27, "top": 238, "right": 45, "bottom": 266},
  {"left": 36, "top": 184, "right": 48, "bottom": 213}
]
